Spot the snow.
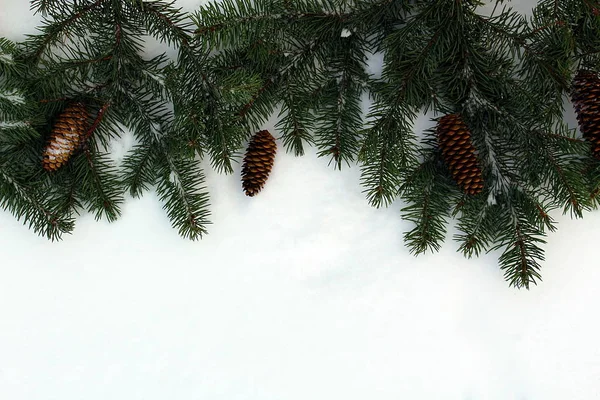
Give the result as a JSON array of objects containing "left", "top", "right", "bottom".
[{"left": 1, "top": 1, "right": 600, "bottom": 399}]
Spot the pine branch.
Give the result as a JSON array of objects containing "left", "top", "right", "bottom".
[
  {"left": 359, "top": 101, "right": 417, "bottom": 208},
  {"left": 315, "top": 35, "right": 367, "bottom": 169},
  {"left": 491, "top": 189, "right": 547, "bottom": 289},
  {"left": 128, "top": 0, "right": 194, "bottom": 46},
  {"left": 121, "top": 143, "right": 159, "bottom": 198},
  {"left": 28, "top": 0, "right": 106, "bottom": 62},
  {"left": 401, "top": 151, "right": 456, "bottom": 254},
  {"left": 0, "top": 167, "right": 74, "bottom": 240},
  {"left": 276, "top": 95, "right": 315, "bottom": 156},
  {"left": 75, "top": 146, "right": 123, "bottom": 222},
  {"left": 156, "top": 142, "right": 211, "bottom": 240}
]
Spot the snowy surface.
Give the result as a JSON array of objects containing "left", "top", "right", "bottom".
[{"left": 1, "top": 1, "right": 600, "bottom": 399}]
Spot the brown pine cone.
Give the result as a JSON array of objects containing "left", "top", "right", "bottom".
[
  {"left": 436, "top": 113, "right": 484, "bottom": 195},
  {"left": 571, "top": 69, "right": 600, "bottom": 159},
  {"left": 42, "top": 102, "right": 89, "bottom": 171},
  {"left": 241, "top": 130, "right": 277, "bottom": 197}
]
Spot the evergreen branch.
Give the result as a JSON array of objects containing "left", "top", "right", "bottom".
[
  {"left": 522, "top": 127, "right": 590, "bottom": 217},
  {"left": 29, "top": 0, "right": 106, "bottom": 61},
  {"left": 515, "top": 224, "right": 542, "bottom": 287},
  {"left": 156, "top": 145, "right": 211, "bottom": 240},
  {"left": 499, "top": 222, "right": 544, "bottom": 290},
  {"left": 315, "top": 74, "right": 362, "bottom": 169},
  {"left": 543, "top": 151, "right": 583, "bottom": 216},
  {"left": 401, "top": 155, "right": 454, "bottom": 254},
  {"left": 492, "top": 190, "right": 546, "bottom": 290},
  {"left": 276, "top": 95, "right": 315, "bottom": 156},
  {"left": 121, "top": 144, "right": 158, "bottom": 197},
  {"left": 129, "top": 0, "right": 194, "bottom": 46},
  {"left": 0, "top": 168, "right": 73, "bottom": 240},
  {"left": 455, "top": 202, "right": 496, "bottom": 258},
  {"left": 73, "top": 146, "right": 123, "bottom": 222},
  {"left": 194, "top": 0, "right": 351, "bottom": 45},
  {"left": 359, "top": 115, "right": 415, "bottom": 208},
  {"left": 533, "top": 200, "right": 557, "bottom": 232},
  {"left": 532, "top": 129, "right": 587, "bottom": 144},
  {"left": 358, "top": 1, "right": 448, "bottom": 208},
  {"left": 238, "top": 78, "right": 273, "bottom": 118},
  {"left": 0, "top": 38, "right": 23, "bottom": 78}
]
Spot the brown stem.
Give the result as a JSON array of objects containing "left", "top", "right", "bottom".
[
  {"left": 85, "top": 103, "right": 111, "bottom": 140},
  {"left": 526, "top": 20, "right": 565, "bottom": 37},
  {"left": 39, "top": 97, "right": 68, "bottom": 104}
]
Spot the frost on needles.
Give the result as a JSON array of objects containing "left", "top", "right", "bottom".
[{"left": 1, "top": 0, "right": 600, "bottom": 289}]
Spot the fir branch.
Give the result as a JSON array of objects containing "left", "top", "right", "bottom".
[
  {"left": 121, "top": 143, "right": 158, "bottom": 198},
  {"left": 314, "top": 35, "right": 367, "bottom": 169},
  {"left": 76, "top": 146, "right": 123, "bottom": 222},
  {"left": 156, "top": 144, "right": 211, "bottom": 240},
  {"left": 492, "top": 190, "right": 547, "bottom": 290},
  {"left": 401, "top": 153, "right": 455, "bottom": 255},
  {"left": 128, "top": 0, "right": 194, "bottom": 46},
  {"left": 359, "top": 100, "right": 418, "bottom": 208},
  {"left": 238, "top": 78, "right": 273, "bottom": 119},
  {"left": 0, "top": 167, "right": 74, "bottom": 240},
  {"left": 454, "top": 200, "right": 499, "bottom": 258},
  {"left": 276, "top": 95, "right": 315, "bottom": 156},
  {"left": 521, "top": 127, "right": 590, "bottom": 217},
  {"left": 28, "top": 0, "right": 106, "bottom": 61}
]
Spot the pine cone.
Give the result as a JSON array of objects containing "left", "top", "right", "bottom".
[
  {"left": 241, "top": 130, "right": 277, "bottom": 196},
  {"left": 436, "top": 113, "right": 484, "bottom": 195},
  {"left": 571, "top": 69, "right": 600, "bottom": 159},
  {"left": 42, "top": 102, "right": 89, "bottom": 171}
]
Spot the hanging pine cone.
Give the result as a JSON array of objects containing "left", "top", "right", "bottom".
[
  {"left": 241, "top": 130, "right": 277, "bottom": 197},
  {"left": 436, "top": 113, "right": 484, "bottom": 195},
  {"left": 42, "top": 102, "right": 89, "bottom": 171},
  {"left": 571, "top": 69, "right": 600, "bottom": 159}
]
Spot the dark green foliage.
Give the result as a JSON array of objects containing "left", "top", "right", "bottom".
[
  {"left": 401, "top": 152, "right": 455, "bottom": 255},
  {"left": 154, "top": 136, "right": 211, "bottom": 240},
  {"left": 1, "top": 0, "right": 221, "bottom": 239},
  {"left": 1, "top": 38, "right": 74, "bottom": 239},
  {"left": 186, "top": 0, "right": 600, "bottom": 288},
  {"left": 2, "top": 0, "right": 600, "bottom": 288},
  {"left": 192, "top": 0, "right": 373, "bottom": 168},
  {"left": 384, "top": 0, "right": 598, "bottom": 289}
]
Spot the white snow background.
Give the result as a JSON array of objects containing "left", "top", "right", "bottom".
[{"left": 1, "top": 1, "right": 600, "bottom": 399}]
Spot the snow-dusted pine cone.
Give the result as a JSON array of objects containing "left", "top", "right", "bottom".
[
  {"left": 571, "top": 69, "right": 600, "bottom": 159},
  {"left": 436, "top": 113, "right": 484, "bottom": 195},
  {"left": 42, "top": 102, "right": 88, "bottom": 171},
  {"left": 241, "top": 130, "right": 277, "bottom": 197}
]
